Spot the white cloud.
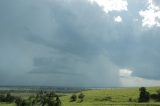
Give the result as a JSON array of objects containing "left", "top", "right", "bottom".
[
  {"left": 120, "top": 68, "right": 160, "bottom": 87},
  {"left": 88, "top": 0, "right": 128, "bottom": 13},
  {"left": 121, "top": 76, "right": 160, "bottom": 87},
  {"left": 119, "top": 69, "right": 132, "bottom": 77},
  {"left": 139, "top": 0, "right": 160, "bottom": 28},
  {"left": 114, "top": 16, "right": 122, "bottom": 23}
]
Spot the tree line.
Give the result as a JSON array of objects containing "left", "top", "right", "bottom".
[{"left": 0, "top": 90, "right": 61, "bottom": 106}]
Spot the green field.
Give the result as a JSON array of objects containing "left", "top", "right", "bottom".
[
  {"left": 60, "top": 87, "right": 160, "bottom": 106},
  {"left": 1, "top": 87, "right": 160, "bottom": 106}
]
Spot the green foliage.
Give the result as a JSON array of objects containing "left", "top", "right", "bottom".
[
  {"left": 150, "top": 89, "right": 160, "bottom": 101},
  {"left": 70, "top": 94, "right": 77, "bottom": 102},
  {"left": 15, "top": 91, "right": 61, "bottom": 106},
  {"left": 78, "top": 93, "right": 85, "bottom": 102},
  {"left": 5, "top": 93, "right": 15, "bottom": 103},
  {"left": 0, "top": 92, "right": 15, "bottom": 103},
  {"left": 157, "top": 89, "right": 160, "bottom": 95},
  {"left": 138, "top": 87, "right": 150, "bottom": 102},
  {"left": 15, "top": 97, "right": 22, "bottom": 106},
  {"left": 34, "top": 91, "right": 61, "bottom": 106},
  {"left": 0, "top": 95, "right": 6, "bottom": 102}
]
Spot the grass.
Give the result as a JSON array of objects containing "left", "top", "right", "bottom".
[
  {"left": 60, "top": 87, "right": 160, "bottom": 106},
  {"left": 1, "top": 87, "right": 160, "bottom": 106},
  {"left": 0, "top": 103, "right": 15, "bottom": 106}
]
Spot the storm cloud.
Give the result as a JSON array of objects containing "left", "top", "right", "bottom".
[{"left": 0, "top": 0, "right": 160, "bottom": 87}]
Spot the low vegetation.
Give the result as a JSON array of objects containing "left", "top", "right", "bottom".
[{"left": 0, "top": 87, "right": 160, "bottom": 106}]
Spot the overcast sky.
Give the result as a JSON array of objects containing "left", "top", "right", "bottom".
[{"left": 0, "top": 0, "right": 160, "bottom": 87}]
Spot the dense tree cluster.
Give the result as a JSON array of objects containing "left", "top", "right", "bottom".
[
  {"left": 0, "top": 92, "right": 15, "bottom": 103},
  {"left": 0, "top": 91, "right": 61, "bottom": 106},
  {"left": 27, "top": 91, "right": 61, "bottom": 106}
]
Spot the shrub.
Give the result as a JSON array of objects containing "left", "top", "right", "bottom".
[
  {"left": 0, "top": 94, "right": 6, "bottom": 102},
  {"left": 0, "top": 92, "right": 15, "bottom": 103},
  {"left": 128, "top": 98, "right": 132, "bottom": 102},
  {"left": 5, "top": 92, "right": 15, "bottom": 103},
  {"left": 150, "top": 89, "right": 160, "bottom": 101},
  {"left": 138, "top": 87, "right": 150, "bottom": 102},
  {"left": 15, "top": 97, "right": 22, "bottom": 106},
  {"left": 78, "top": 93, "right": 85, "bottom": 102},
  {"left": 70, "top": 94, "right": 77, "bottom": 102}
]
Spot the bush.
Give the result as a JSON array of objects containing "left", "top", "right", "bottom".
[
  {"left": 70, "top": 94, "right": 77, "bottom": 102},
  {"left": 5, "top": 92, "right": 15, "bottom": 103},
  {"left": 37, "top": 91, "right": 61, "bottom": 106},
  {"left": 150, "top": 89, "right": 160, "bottom": 101},
  {"left": 15, "top": 97, "right": 23, "bottom": 106},
  {"left": 138, "top": 87, "right": 150, "bottom": 102},
  {"left": 0, "top": 94, "right": 6, "bottom": 102},
  {"left": 55, "top": 96, "right": 61, "bottom": 106},
  {"left": 157, "top": 89, "right": 160, "bottom": 94},
  {"left": 14, "top": 91, "right": 61, "bottom": 106},
  {"left": 78, "top": 93, "right": 85, "bottom": 102},
  {"left": 0, "top": 92, "right": 15, "bottom": 103},
  {"left": 128, "top": 98, "right": 132, "bottom": 102},
  {"left": 21, "top": 100, "right": 30, "bottom": 106}
]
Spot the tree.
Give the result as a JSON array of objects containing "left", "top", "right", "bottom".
[
  {"left": 15, "top": 97, "right": 22, "bottom": 106},
  {"left": 156, "top": 89, "right": 160, "bottom": 101},
  {"left": 0, "top": 94, "right": 5, "bottom": 102},
  {"left": 5, "top": 92, "right": 15, "bottom": 103},
  {"left": 55, "top": 96, "right": 61, "bottom": 106},
  {"left": 16, "top": 91, "right": 62, "bottom": 106},
  {"left": 70, "top": 94, "right": 77, "bottom": 102},
  {"left": 150, "top": 89, "right": 160, "bottom": 101},
  {"left": 21, "top": 100, "right": 28, "bottom": 106},
  {"left": 78, "top": 93, "right": 85, "bottom": 102},
  {"left": 34, "top": 91, "right": 61, "bottom": 106},
  {"left": 138, "top": 87, "right": 150, "bottom": 102}
]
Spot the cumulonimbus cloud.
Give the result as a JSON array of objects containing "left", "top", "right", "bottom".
[{"left": 0, "top": 0, "right": 160, "bottom": 87}]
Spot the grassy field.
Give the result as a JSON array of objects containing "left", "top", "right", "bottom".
[
  {"left": 0, "top": 87, "right": 160, "bottom": 106},
  {"left": 60, "top": 87, "right": 160, "bottom": 106}
]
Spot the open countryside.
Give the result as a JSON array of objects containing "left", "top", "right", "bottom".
[{"left": 0, "top": 86, "right": 160, "bottom": 106}]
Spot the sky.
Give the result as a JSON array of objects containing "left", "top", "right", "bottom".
[{"left": 0, "top": 0, "right": 160, "bottom": 87}]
